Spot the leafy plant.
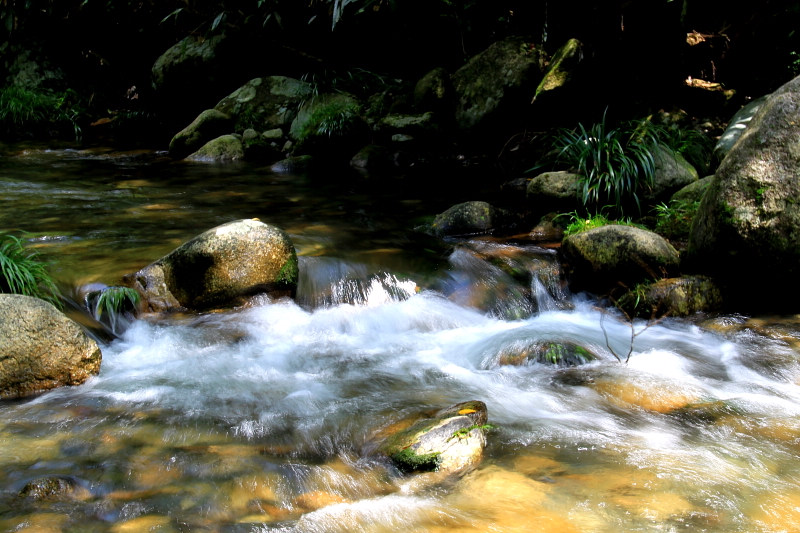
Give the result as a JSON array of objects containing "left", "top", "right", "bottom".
[
  {"left": 653, "top": 124, "right": 714, "bottom": 175},
  {"left": 550, "top": 111, "right": 667, "bottom": 216},
  {"left": 0, "top": 232, "right": 60, "bottom": 306}
]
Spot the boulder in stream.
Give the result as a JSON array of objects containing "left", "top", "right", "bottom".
[
  {"left": 125, "top": 219, "right": 298, "bottom": 312},
  {"left": 0, "top": 294, "right": 102, "bottom": 399},
  {"left": 428, "top": 201, "right": 499, "bottom": 237},
  {"left": 378, "top": 400, "right": 489, "bottom": 475},
  {"left": 561, "top": 225, "right": 680, "bottom": 294},
  {"left": 688, "top": 74, "right": 800, "bottom": 306}
]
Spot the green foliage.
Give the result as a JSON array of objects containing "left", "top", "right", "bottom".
[
  {"left": 0, "top": 232, "right": 60, "bottom": 307},
  {"left": 551, "top": 111, "right": 666, "bottom": 216},
  {"left": 390, "top": 446, "right": 441, "bottom": 473},
  {"left": 653, "top": 124, "right": 714, "bottom": 175},
  {"left": 297, "top": 98, "right": 362, "bottom": 142},
  {"left": 0, "top": 86, "right": 83, "bottom": 140},
  {"left": 449, "top": 423, "right": 494, "bottom": 441},
  {"left": 654, "top": 199, "right": 700, "bottom": 240},
  {"left": 93, "top": 286, "right": 140, "bottom": 319},
  {"left": 558, "top": 211, "right": 643, "bottom": 237}
]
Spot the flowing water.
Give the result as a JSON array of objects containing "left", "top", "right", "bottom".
[{"left": 1, "top": 146, "right": 799, "bottom": 532}]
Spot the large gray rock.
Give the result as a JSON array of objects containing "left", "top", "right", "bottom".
[
  {"left": 169, "top": 109, "right": 233, "bottom": 159},
  {"left": 526, "top": 171, "right": 581, "bottom": 212},
  {"left": 378, "top": 400, "right": 488, "bottom": 475},
  {"left": 688, "top": 75, "right": 800, "bottom": 302},
  {"left": 125, "top": 219, "right": 298, "bottom": 312},
  {"left": 151, "top": 33, "right": 237, "bottom": 114},
  {"left": 647, "top": 147, "right": 699, "bottom": 202},
  {"left": 429, "top": 201, "right": 498, "bottom": 237},
  {"left": 0, "top": 294, "right": 101, "bottom": 399},
  {"left": 451, "top": 37, "right": 543, "bottom": 131},
  {"left": 215, "top": 76, "right": 313, "bottom": 132},
  {"left": 562, "top": 225, "right": 680, "bottom": 293}
]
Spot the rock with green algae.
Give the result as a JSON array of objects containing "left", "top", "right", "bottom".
[
  {"left": 215, "top": 76, "right": 313, "bottom": 132},
  {"left": 124, "top": 219, "right": 298, "bottom": 312},
  {"left": 618, "top": 275, "right": 722, "bottom": 318},
  {"left": 289, "top": 92, "right": 364, "bottom": 150},
  {"left": 451, "top": 37, "right": 544, "bottom": 131},
  {"left": 562, "top": 225, "right": 680, "bottom": 294},
  {"left": 169, "top": 109, "right": 233, "bottom": 159},
  {"left": 428, "top": 201, "right": 498, "bottom": 237},
  {"left": 378, "top": 400, "right": 489, "bottom": 475},
  {"left": 186, "top": 134, "right": 244, "bottom": 162},
  {"left": 526, "top": 170, "right": 582, "bottom": 212},
  {"left": 532, "top": 38, "right": 584, "bottom": 103}
]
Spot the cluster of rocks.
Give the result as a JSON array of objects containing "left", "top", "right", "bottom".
[{"left": 155, "top": 35, "right": 569, "bottom": 170}]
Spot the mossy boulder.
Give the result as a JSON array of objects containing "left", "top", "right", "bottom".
[
  {"left": 125, "top": 219, "right": 298, "bottom": 312},
  {"left": 671, "top": 175, "right": 713, "bottom": 204},
  {"left": 377, "top": 112, "right": 439, "bottom": 140},
  {"left": 428, "top": 201, "right": 498, "bottom": 237},
  {"left": 414, "top": 67, "right": 453, "bottom": 114},
  {"left": 186, "top": 134, "right": 244, "bottom": 162},
  {"left": 151, "top": 32, "right": 237, "bottom": 116},
  {"left": 0, "top": 294, "right": 102, "bottom": 399},
  {"left": 562, "top": 225, "right": 680, "bottom": 294},
  {"left": 688, "top": 75, "right": 800, "bottom": 306},
  {"left": 451, "top": 37, "right": 544, "bottom": 131},
  {"left": 379, "top": 400, "right": 489, "bottom": 475},
  {"left": 618, "top": 276, "right": 722, "bottom": 318},
  {"left": 215, "top": 76, "right": 313, "bottom": 132},
  {"left": 493, "top": 341, "right": 597, "bottom": 367},
  {"left": 289, "top": 92, "right": 364, "bottom": 152},
  {"left": 169, "top": 109, "right": 233, "bottom": 159},
  {"left": 532, "top": 38, "right": 584, "bottom": 104}
]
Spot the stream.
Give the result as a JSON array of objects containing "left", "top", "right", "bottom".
[{"left": 0, "top": 146, "right": 799, "bottom": 532}]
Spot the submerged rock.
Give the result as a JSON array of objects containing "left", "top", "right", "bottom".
[
  {"left": 125, "top": 219, "right": 298, "bottom": 312},
  {"left": 493, "top": 341, "right": 597, "bottom": 367},
  {"left": 19, "top": 475, "right": 91, "bottom": 501},
  {"left": 0, "top": 294, "right": 102, "bottom": 399},
  {"left": 378, "top": 400, "right": 489, "bottom": 475}
]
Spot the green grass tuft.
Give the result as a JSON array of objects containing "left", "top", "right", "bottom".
[{"left": 0, "top": 232, "right": 60, "bottom": 307}]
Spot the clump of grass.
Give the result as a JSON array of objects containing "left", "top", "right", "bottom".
[
  {"left": 0, "top": 86, "right": 83, "bottom": 140},
  {"left": 89, "top": 286, "right": 141, "bottom": 336},
  {"left": 558, "top": 211, "right": 644, "bottom": 237},
  {"left": 549, "top": 111, "right": 668, "bottom": 216},
  {"left": 654, "top": 199, "right": 701, "bottom": 240},
  {"left": 0, "top": 232, "right": 60, "bottom": 306}
]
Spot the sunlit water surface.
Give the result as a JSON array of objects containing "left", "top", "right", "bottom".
[{"left": 1, "top": 147, "right": 799, "bottom": 532}]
